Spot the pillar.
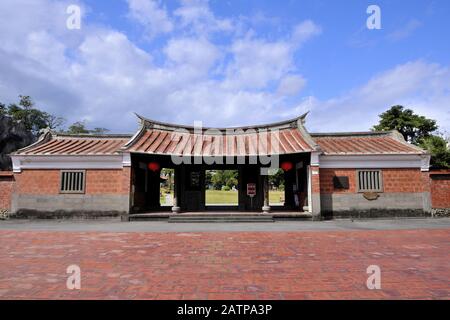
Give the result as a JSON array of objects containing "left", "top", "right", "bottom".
[
  {"left": 262, "top": 174, "right": 270, "bottom": 213},
  {"left": 171, "top": 168, "right": 181, "bottom": 213},
  {"left": 237, "top": 166, "right": 246, "bottom": 211},
  {"left": 308, "top": 152, "right": 321, "bottom": 219},
  {"left": 310, "top": 165, "right": 321, "bottom": 219}
]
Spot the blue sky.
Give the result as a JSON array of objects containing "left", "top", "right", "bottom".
[{"left": 0, "top": 0, "right": 449, "bottom": 134}]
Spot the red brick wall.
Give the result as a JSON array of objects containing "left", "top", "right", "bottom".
[
  {"left": 85, "top": 169, "right": 131, "bottom": 194},
  {"left": 14, "top": 170, "right": 60, "bottom": 195},
  {"left": 320, "top": 169, "right": 357, "bottom": 193},
  {"left": 320, "top": 168, "right": 425, "bottom": 194},
  {"left": 382, "top": 169, "right": 425, "bottom": 193},
  {"left": 430, "top": 170, "right": 450, "bottom": 208},
  {"left": 311, "top": 165, "right": 321, "bottom": 194},
  {"left": 0, "top": 172, "right": 14, "bottom": 209},
  {"left": 14, "top": 169, "right": 131, "bottom": 195}
]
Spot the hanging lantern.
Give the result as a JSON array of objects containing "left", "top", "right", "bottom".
[
  {"left": 281, "top": 161, "right": 293, "bottom": 172},
  {"left": 148, "top": 162, "right": 160, "bottom": 172}
]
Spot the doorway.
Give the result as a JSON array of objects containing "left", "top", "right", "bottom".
[
  {"left": 269, "top": 169, "right": 285, "bottom": 207},
  {"left": 205, "top": 170, "right": 239, "bottom": 208},
  {"left": 160, "top": 168, "right": 174, "bottom": 207}
]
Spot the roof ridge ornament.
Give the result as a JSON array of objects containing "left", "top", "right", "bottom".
[
  {"left": 295, "top": 113, "right": 321, "bottom": 152},
  {"left": 388, "top": 130, "right": 428, "bottom": 154},
  {"left": 10, "top": 127, "right": 54, "bottom": 155},
  {"left": 298, "top": 111, "right": 309, "bottom": 125},
  {"left": 133, "top": 111, "right": 310, "bottom": 132}
]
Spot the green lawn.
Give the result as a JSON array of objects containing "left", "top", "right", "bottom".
[
  {"left": 205, "top": 190, "right": 284, "bottom": 205},
  {"left": 269, "top": 190, "right": 285, "bottom": 204},
  {"left": 160, "top": 189, "right": 285, "bottom": 205},
  {"left": 206, "top": 190, "right": 238, "bottom": 204},
  {"left": 160, "top": 187, "right": 173, "bottom": 205}
]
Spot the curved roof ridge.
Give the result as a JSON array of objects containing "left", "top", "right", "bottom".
[
  {"left": 10, "top": 128, "right": 53, "bottom": 155},
  {"left": 310, "top": 130, "right": 395, "bottom": 137},
  {"left": 135, "top": 112, "right": 310, "bottom": 131},
  {"left": 12, "top": 129, "right": 132, "bottom": 156},
  {"left": 312, "top": 130, "right": 427, "bottom": 155},
  {"left": 54, "top": 132, "right": 134, "bottom": 139}
]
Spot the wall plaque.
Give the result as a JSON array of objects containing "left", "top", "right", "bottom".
[
  {"left": 333, "top": 176, "right": 349, "bottom": 189},
  {"left": 189, "top": 172, "right": 200, "bottom": 188}
]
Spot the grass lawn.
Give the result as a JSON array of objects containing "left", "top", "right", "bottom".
[
  {"left": 204, "top": 190, "right": 285, "bottom": 205},
  {"left": 160, "top": 189, "right": 285, "bottom": 205},
  {"left": 206, "top": 190, "right": 238, "bottom": 204},
  {"left": 160, "top": 187, "right": 173, "bottom": 205},
  {"left": 269, "top": 190, "right": 285, "bottom": 205}
]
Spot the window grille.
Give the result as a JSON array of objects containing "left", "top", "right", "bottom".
[
  {"left": 60, "top": 170, "right": 85, "bottom": 193},
  {"left": 357, "top": 170, "right": 383, "bottom": 192}
]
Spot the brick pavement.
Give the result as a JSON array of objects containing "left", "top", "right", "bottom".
[{"left": 0, "top": 229, "right": 448, "bottom": 299}]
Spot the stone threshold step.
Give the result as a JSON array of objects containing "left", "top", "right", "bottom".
[
  {"left": 168, "top": 215, "right": 275, "bottom": 223},
  {"left": 169, "top": 215, "right": 273, "bottom": 218},
  {"left": 128, "top": 213, "right": 311, "bottom": 221},
  {"left": 168, "top": 219, "right": 275, "bottom": 223}
]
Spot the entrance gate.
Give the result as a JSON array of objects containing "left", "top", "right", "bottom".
[{"left": 130, "top": 155, "right": 310, "bottom": 213}]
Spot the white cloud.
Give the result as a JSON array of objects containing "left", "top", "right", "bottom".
[
  {"left": 78, "top": 31, "right": 153, "bottom": 79},
  {"left": 292, "top": 20, "right": 322, "bottom": 47},
  {"left": 9, "top": 0, "right": 448, "bottom": 138},
  {"left": 0, "top": 0, "right": 301, "bottom": 131},
  {"left": 127, "top": 0, "right": 173, "bottom": 38},
  {"left": 224, "top": 37, "right": 293, "bottom": 90},
  {"left": 224, "top": 22, "right": 319, "bottom": 91},
  {"left": 164, "top": 37, "right": 220, "bottom": 78},
  {"left": 174, "top": 0, "right": 233, "bottom": 34},
  {"left": 284, "top": 61, "right": 450, "bottom": 133},
  {"left": 277, "top": 75, "right": 306, "bottom": 96},
  {"left": 387, "top": 19, "right": 422, "bottom": 41}
]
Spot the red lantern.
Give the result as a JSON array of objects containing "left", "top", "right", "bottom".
[
  {"left": 148, "top": 162, "right": 160, "bottom": 172},
  {"left": 281, "top": 161, "right": 293, "bottom": 172}
]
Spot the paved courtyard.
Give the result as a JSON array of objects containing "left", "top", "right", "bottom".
[{"left": 0, "top": 219, "right": 449, "bottom": 299}]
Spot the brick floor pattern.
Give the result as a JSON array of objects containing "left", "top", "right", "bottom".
[{"left": 0, "top": 229, "right": 449, "bottom": 300}]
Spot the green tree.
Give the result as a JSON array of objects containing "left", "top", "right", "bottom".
[
  {"left": 373, "top": 105, "right": 437, "bottom": 144},
  {"left": 205, "top": 171, "right": 213, "bottom": 187},
  {"left": 3, "top": 95, "right": 65, "bottom": 135},
  {"left": 210, "top": 170, "right": 238, "bottom": 190},
  {"left": 269, "top": 169, "right": 285, "bottom": 190},
  {"left": 44, "top": 113, "right": 66, "bottom": 131},
  {"left": 66, "top": 121, "right": 90, "bottom": 134},
  {"left": 65, "top": 121, "right": 109, "bottom": 134},
  {"left": 91, "top": 127, "right": 110, "bottom": 134},
  {"left": 0, "top": 102, "right": 6, "bottom": 116},
  {"left": 161, "top": 168, "right": 174, "bottom": 192},
  {"left": 373, "top": 105, "right": 449, "bottom": 168},
  {"left": 419, "top": 135, "right": 450, "bottom": 168},
  {"left": 7, "top": 95, "right": 50, "bottom": 134}
]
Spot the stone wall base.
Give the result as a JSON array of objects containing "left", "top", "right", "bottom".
[
  {"left": 323, "top": 209, "right": 431, "bottom": 219},
  {"left": 11, "top": 194, "right": 130, "bottom": 214},
  {"left": 432, "top": 208, "right": 450, "bottom": 218},
  {"left": 10, "top": 209, "right": 123, "bottom": 219}
]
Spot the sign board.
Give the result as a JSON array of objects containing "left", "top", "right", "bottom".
[
  {"left": 333, "top": 176, "right": 349, "bottom": 189},
  {"left": 247, "top": 183, "right": 256, "bottom": 197}
]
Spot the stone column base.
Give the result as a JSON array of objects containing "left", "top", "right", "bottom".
[
  {"left": 172, "top": 206, "right": 181, "bottom": 214},
  {"left": 262, "top": 206, "right": 271, "bottom": 213}
]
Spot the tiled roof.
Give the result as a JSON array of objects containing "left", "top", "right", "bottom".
[
  {"left": 12, "top": 116, "right": 426, "bottom": 157},
  {"left": 123, "top": 113, "right": 317, "bottom": 156},
  {"left": 126, "top": 127, "right": 315, "bottom": 156},
  {"left": 311, "top": 131, "right": 426, "bottom": 155},
  {"left": 14, "top": 133, "right": 132, "bottom": 156}
]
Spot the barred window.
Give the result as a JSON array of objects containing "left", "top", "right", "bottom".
[
  {"left": 60, "top": 170, "right": 85, "bottom": 193},
  {"left": 357, "top": 170, "right": 383, "bottom": 192}
]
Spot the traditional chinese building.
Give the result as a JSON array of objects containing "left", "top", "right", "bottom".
[{"left": 7, "top": 113, "right": 434, "bottom": 220}]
